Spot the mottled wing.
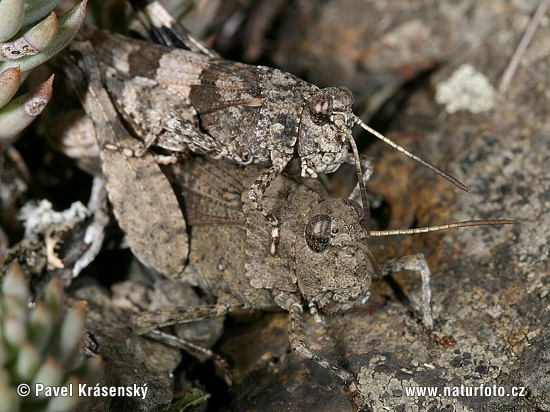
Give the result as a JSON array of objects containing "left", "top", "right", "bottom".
[
  {"left": 186, "top": 59, "right": 262, "bottom": 113},
  {"left": 64, "top": 42, "right": 189, "bottom": 278},
  {"left": 81, "top": 26, "right": 262, "bottom": 112}
]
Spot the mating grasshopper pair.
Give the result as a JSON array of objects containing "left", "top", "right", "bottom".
[{"left": 59, "top": 0, "right": 512, "bottom": 404}]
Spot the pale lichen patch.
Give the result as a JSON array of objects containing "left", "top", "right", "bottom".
[{"left": 435, "top": 64, "right": 496, "bottom": 114}]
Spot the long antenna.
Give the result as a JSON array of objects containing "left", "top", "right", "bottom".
[
  {"left": 353, "top": 115, "right": 470, "bottom": 193},
  {"left": 370, "top": 219, "right": 514, "bottom": 237},
  {"left": 348, "top": 134, "right": 372, "bottom": 235}
]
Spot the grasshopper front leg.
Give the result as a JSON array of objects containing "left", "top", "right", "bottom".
[
  {"left": 287, "top": 301, "right": 366, "bottom": 409},
  {"left": 379, "top": 253, "right": 459, "bottom": 346},
  {"left": 246, "top": 157, "right": 290, "bottom": 256},
  {"left": 287, "top": 302, "right": 355, "bottom": 383}
]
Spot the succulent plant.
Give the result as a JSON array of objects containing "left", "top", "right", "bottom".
[
  {"left": 0, "top": 0, "right": 87, "bottom": 142},
  {"left": 0, "top": 261, "right": 102, "bottom": 412}
]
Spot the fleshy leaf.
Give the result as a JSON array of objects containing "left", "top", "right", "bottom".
[
  {"left": 43, "top": 376, "right": 81, "bottom": 412},
  {"left": 0, "top": 0, "right": 24, "bottom": 43},
  {"left": 0, "top": 67, "right": 21, "bottom": 108},
  {"left": 0, "top": 382, "right": 21, "bottom": 412},
  {"left": 15, "top": 342, "right": 40, "bottom": 380},
  {"left": 29, "top": 301, "right": 54, "bottom": 353},
  {"left": 0, "top": 74, "right": 53, "bottom": 142},
  {"left": 23, "top": 0, "right": 61, "bottom": 26},
  {"left": 0, "top": 0, "right": 87, "bottom": 73},
  {"left": 31, "top": 356, "right": 63, "bottom": 390},
  {"left": 40, "top": 277, "right": 64, "bottom": 323},
  {"left": 1, "top": 262, "right": 29, "bottom": 304},
  {"left": 57, "top": 302, "right": 87, "bottom": 366},
  {"left": 167, "top": 388, "right": 211, "bottom": 412},
  {"left": 0, "top": 12, "right": 58, "bottom": 61}
]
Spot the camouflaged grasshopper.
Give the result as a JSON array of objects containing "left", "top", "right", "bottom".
[
  {"left": 131, "top": 154, "right": 512, "bottom": 392},
  {"left": 56, "top": 2, "right": 513, "bottom": 401},
  {"left": 71, "top": 2, "right": 471, "bottom": 254},
  {"left": 49, "top": 86, "right": 512, "bottom": 391},
  {"left": 58, "top": 40, "right": 512, "bottom": 394}
]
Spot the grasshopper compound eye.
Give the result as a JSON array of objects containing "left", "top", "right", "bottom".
[
  {"left": 305, "top": 214, "right": 331, "bottom": 252},
  {"left": 309, "top": 94, "right": 333, "bottom": 124}
]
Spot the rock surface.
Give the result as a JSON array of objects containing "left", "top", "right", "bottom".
[{"left": 218, "top": 1, "right": 548, "bottom": 411}]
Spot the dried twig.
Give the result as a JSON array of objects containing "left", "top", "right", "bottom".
[{"left": 499, "top": 0, "right": 550, "bottom": 93}]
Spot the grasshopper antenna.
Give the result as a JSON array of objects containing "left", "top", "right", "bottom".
[
  {"left": 347, "top": 131, "right": 372, "bottom": 236},
  {"left": 353, "top": 115, "right": 470, "bottom": 193},
  {"left": 369, "top": 219, "right": 514, "bottom": 237}
]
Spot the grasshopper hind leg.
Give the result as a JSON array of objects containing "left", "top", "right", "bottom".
[{"left": 379, "top": 253, "right": 456, "bottom": 345}]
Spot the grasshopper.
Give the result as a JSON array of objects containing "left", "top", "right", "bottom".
[
  {"left": 48, "top": 4, "right": 515, "bottom": 408},
  {"left": 58, "top": 44, "right": 512, "bottom": 402},
  {"left": 132, "top": 155, "right": 512, "bottom": 394},
  {"left": 45, "top": 88, "right": 513, "bottom": 397},
  {"left": 71, "top": 2, "right": 471, "bottom": 255}
]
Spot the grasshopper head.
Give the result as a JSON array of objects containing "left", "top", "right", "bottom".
[
  {"left": 297, "top": 87, "right": 355, "bottom": 177},
  {"left": 295, "top": 198, "right": 374, "bottom": 313}
]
